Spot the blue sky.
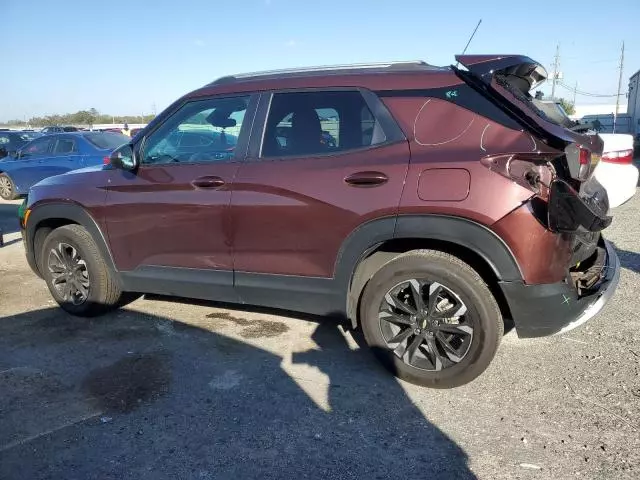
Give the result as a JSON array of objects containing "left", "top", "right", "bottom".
[{"left": 1, "top": 0, "right": 639, "bottom": 121}]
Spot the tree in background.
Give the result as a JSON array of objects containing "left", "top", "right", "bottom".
[
  {"left": 3, "top": 109, "right": 156, "bottom": 127},
  {"left": 556, "top": 98, "right": 576, "bottom": 116}
]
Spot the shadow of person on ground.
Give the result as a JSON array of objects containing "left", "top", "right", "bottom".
[
  {"left": 0, "top": 201, "right": 21, "bottom": 247},
  {"left": 0, "top": 307, "right": 475, "bottom": 480},
  {"left": 0, "top": 202, "right": 20, "bottom": 236}
]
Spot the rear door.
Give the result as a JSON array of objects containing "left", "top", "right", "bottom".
[
  {"left": 47, "top": 136, "right": 83, "bottom": 176},
  {"left": 231, "top": 89, "right": 409, "bottom": 307}
]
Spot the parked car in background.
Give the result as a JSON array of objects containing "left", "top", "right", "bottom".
[
  {"left": 20, "top": 55, "right": 619, "bottom": 389},
  {"left": 40, "top": 126, "right": 79, "bottom": 134},
  {"left": 592, "top": 133, "right": 638, "bottom": 208},
  {"left": 533, "top": 99, "right": 638, "bottom": 208},
  {"left": 0, "top": 130, "right": 42, "bottom": 158},
  {"left": 0, "top": 131, "right": 128, "bottom": 200}
]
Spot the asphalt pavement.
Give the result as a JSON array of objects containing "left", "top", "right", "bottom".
[{"left": 0, "top": 189, "right": 638, "bottom": 479}]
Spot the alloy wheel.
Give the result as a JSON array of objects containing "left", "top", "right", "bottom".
[
  {"left": 0, "top": 176, "right": 12, "bottom": 199},
  {"left": 378, "top": 279, "right": 474, "bottom": 371},
  {"left": 47, "top": 242, "right": 90, "bottom": 305}
]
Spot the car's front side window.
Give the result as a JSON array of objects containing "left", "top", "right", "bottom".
[
  {"left": 142, "top": 96, "right": 250, "bottom": 165},
  {"left": 22, "top": 137, "right": 51, "bottom": 156}
]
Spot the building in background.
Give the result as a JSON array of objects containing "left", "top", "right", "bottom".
[
  {"left": 627, "top": 69, "right": 640, "bottom": 141},
  {"left": 572, "top": 104, "right": 626, "bottom": 119}
]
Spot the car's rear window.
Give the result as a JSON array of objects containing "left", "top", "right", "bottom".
[
  {"left": 494, "top": 74, "right": 551, "bottom": 122},
  {"left": 84, "top": 132, "right": 129, "bottom": 150}
]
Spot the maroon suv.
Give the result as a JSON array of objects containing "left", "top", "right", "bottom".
[{"left": 20, "top": 55, "right": 620, "bottom": 388}]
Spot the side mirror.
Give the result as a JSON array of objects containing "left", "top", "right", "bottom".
[{"left": 110, "top": 144, "right": 138, "bottom": 171}]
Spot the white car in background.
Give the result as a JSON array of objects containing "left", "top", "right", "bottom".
[
  {"left": 593, "top": 133, "right": 638, "bottom": 209},
  {"left": 533, "top": 100, "right": 637, "bottom": 209}
]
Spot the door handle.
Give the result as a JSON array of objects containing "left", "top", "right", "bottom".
[
  {"left": 344, "top": 171, "right": 388, "bottom": 187},
  {"left": 191, "top": 176, "right": 225, "bottom": 189}
]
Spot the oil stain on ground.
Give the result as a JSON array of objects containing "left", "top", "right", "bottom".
[
  {"left": 82, "top": 352, "right": 171, "bottom": 413},
  {"left": 205, "top": 312, "right": 289, "bottom": 338}
]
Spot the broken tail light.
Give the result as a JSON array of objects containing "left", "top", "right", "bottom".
[
  {"left": 548, "top": 179, "right": 611, "bottom": 233},
  {"left": 480, "top": 153, "right": 555, "bottom": 199},
  {"left": 565, "top": 144, "right": 600, "bottom": 181}
]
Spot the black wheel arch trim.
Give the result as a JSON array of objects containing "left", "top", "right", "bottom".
[
  {"left": 337, "top": 214, "right": 523, "bottom": 325},
  {"left": 25, "top": 202, "right": 118, "bottom": 278}
]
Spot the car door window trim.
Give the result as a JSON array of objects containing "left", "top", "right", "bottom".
[{"left": 136, "top": 94, "right": 259, "bottom": 167}]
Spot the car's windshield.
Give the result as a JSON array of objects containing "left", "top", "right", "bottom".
[{"left": 84, "top": 132, "right": 130, "bottom": 150}]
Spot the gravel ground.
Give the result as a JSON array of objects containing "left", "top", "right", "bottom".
[{"left": 0, "top": 186, "right": 639, "bottom": 480}]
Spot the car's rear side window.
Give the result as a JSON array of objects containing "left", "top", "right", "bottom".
[
  {"left": 53, "top": 139, "right": 76, "bottom": 154},
  {"left": 261, "top": 90, "right": 387, "bottom": 158}
]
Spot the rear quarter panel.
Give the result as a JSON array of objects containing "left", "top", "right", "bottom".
[
  {"left": 384, "top": 96, "right": 536, "bottom": 224},
  {"left": 383, "top": 95, "right": 574, "bottom": 284}
]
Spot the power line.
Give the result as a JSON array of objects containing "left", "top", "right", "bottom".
[{"left": 556, "top": 81, "right": 624, "bottom": 98}]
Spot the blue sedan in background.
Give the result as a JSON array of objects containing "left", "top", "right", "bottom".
[{"left": 0, "top": 132, "right": 128, "bottom": 200}]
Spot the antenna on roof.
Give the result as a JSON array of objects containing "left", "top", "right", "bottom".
[{"left": 456, "top": 19, "right": 482, "bottom": 67}]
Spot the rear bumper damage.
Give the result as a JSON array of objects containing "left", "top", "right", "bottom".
[{"left": 500, "top": 239, "right": 620, "bottom": 338}]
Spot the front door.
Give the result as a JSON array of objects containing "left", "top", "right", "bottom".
[
  {"left": 9, "top": 136, "right": 55, "bottom": 191},
  {"left": 103, "top": 94, "right": 256, "bottom": 297},
  {"left": 231, "top": 89, "right": 410, "bottom": 310}
]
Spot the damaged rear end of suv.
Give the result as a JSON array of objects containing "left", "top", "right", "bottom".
[
  {"left": 20, "top": 53, "right": 620, "bottom": 389},
  {"left": 454, "top": 54, "right": 620, "bottom": 338}
]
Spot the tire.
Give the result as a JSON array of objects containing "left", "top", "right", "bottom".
[
  {"left": 40, "top": 224, "right": 136, "bottom": 316},
  {"left": 0, "top": 173, "right": 18, "bottom": 200},
  {"left": 360, "top": 249, "right": 503, "bottom": 388}
]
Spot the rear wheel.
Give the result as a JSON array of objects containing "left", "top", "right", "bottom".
[
  {"left": 360, "top": 249, "right": 503, "bottom": 388},
  {"left": 0, "top": 174, "right": 18, "bottom": 200},
  {"left": 41, "top": 224, "right": 137, "bottom": 316}
]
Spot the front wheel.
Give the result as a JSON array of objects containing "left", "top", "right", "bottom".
[
  {"left": 360, "top": 249, "right": 503, "bottom": 388},
  {"left": 40, "top": 224, "right": 137, "bottom": 316},
  {"left": 0, "top": 173, "right": 18, "bottom": 200}
]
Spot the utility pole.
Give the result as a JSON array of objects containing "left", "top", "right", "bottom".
[
  {"left": 614, "top": 41, "right": 625, "bottom": 133},
  {"left": 551, "top": 44, "right": 560, "bottom": 100},
  {"left": 573, "top": 81, "right": 578, "bottom": 106}
]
